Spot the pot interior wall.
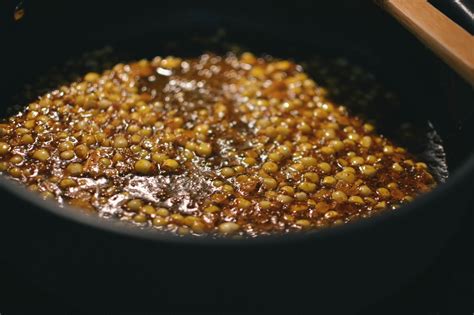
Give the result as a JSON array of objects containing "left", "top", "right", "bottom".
[{"left": 2, "top": 1, "right": 472, "bottom": 176}]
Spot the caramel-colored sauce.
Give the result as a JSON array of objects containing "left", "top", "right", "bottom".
[{"left": 0, "top": 52, "right": 436, "bottom": 237}]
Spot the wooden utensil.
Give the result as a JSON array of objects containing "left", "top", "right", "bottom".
[{"left": 378, "top": 0, "right": 474, "bottom": 86}]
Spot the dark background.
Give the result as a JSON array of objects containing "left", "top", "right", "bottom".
[{"left": 0, "top": 0, "right": 472, "bottom": 313}]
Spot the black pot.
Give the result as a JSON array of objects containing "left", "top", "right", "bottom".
[{"left": 0, "top": 1, "right": 473, "bottom": 312}]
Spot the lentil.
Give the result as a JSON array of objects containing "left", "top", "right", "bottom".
[
  {"left": 20, "top": 134, "right": 34, "bottom": 145},
  {"left": 220, "top": 167, "right": 235, "bottom": 178},
  {"left": 348, "top": 196, "right": 364, "bottom": 204},
  {"left": 162, "top": 159, "right": 179, "bottom": 171},
  {"left": 332, "top": 191, "right": 348, "bottom": 203},
  {"left": 262, "top": 177, "right": 278, "bottom": 190},
  {"left": 153, "top": 217, "right": 167, "bottom": 226},
  {"left": 360, "top": 165, "right": 376, "bottom": 176},
  {"left": 377, "top": 188, "right": 391, "bottom": 199},
  {"left": 60, "top": 150, "right": 75, "bottom": 160},
  {"left": 298, "top": 182, "right": 317, "bottom": 193},
  {"left": 358, "top": 185, "right": 372, "bottom": 196},
  {"left": 127, "top": 199, "right": 143, "bottom": 212},
  {"left": 262, "top": 162, "right": 279, "bottom": 173},
  {"left": 0, "top": 142, "right": 11, "bottom": 155},
  {"left": 218, "top": 222, "right": 240, "bottom": 234},
  {"left": 156, "top": 208, "right": 170, "bottom": 217},
  {"left": 318, "top": 162, "right": 331, "bottom": 173},
  {"left": 66, "top": 163, "right": 83, "bottom": 176},
  {"left": 322, "top": 176, "right": 337, "bottom": 186},
  {"left": 32, "top": 149, "right": 50, "bottom": 161},
  {"left": 134, "top": 159, "right": 152, "bottom": 174},
  {"left": 304, "top": 172, "right": 319, "bottom": 183}
]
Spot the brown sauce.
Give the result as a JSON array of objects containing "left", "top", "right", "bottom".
[{"left": 0, "top": 52, "right": 436, "bottom": 237}]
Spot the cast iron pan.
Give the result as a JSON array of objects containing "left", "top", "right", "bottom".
[{"left": 0, "top": 1, "right": 473, "bottom": 312}]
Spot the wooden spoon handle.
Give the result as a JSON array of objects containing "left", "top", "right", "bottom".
[{"left": 378, "top": 0, "right": 474, "bottom": 86}]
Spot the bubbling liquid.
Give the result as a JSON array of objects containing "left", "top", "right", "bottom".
[{"left": 0, "top": 52, "right": 436, "bottom": 237}]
